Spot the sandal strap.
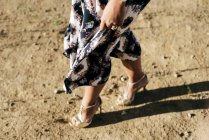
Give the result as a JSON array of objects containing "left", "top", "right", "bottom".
[
  {"left": 80, "top": 97, "right": 101, "bottom": 111},
  {"left": 128, "top": 74, "right": 146, "bottom": 86}
]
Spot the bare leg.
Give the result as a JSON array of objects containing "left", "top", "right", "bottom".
[
  {"left": 81, "top": 84, "right": 105, "bottom": 122},
  {"left": 121, "top": 56, "right": 145, "bottom": 99}
]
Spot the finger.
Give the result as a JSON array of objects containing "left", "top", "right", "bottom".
[
  {"left": 100, "top": 20, "right": 106, "bottom": 31},
  {"left": 106, "top": 22, "right": 113, "bottom": 29}
]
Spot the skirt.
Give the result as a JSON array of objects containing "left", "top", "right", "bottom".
[{"left": 63, "top": 0, "right": 150, "bottom": 93}]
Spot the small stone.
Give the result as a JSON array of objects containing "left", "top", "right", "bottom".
[
  {"left": 45, "top": 9, "right": 51, "bottom": 12},
  {"left": 121, "top": 111, "right": 127, "bottom": 115},
  {"left": 59, "top": 28, "right": 66, "bottom": 34},
  {"left": 190, "top": 55, "right": 195, "bottom": 59},
  {"left": 30, "top": 54, "right": 34, "bottom": 59},
  {"left": 184, "top": 131, "right": 192, "bottom": 137},
  {"left": 188, "top": 113, "right": 196, "bottom": 118},
  {"left": 111, "top": 75, "right": 117, "bottom": 79},
  {"left": 54, "top": 89, "right": 64, "bottom": 94},
  {"left": 0, "top": 29, "right": 6, "bottom": 35},
  {"left": 199, "top": 96, "right": 203, "bottom": 99},
  {"left": 68, "top": 101, "right": 73, "bottom": 104},
  {"left": 153, "top": 65, "right": 158, "bottom": 69},
  {"left": 44, "top": 129, "right": 50, "bottom": 132},
  {"left": 53, "top": 48, "right": 58, "bottom": 52},
  {"left": 107, "top": 88, "right": 113, "bottom": 93},
  {"left": 179, "top": 132, "right": 184, "bottom": 137},
  {"left": 32, "top": 42, "right": 38, "bottom": 46},
  {"left": 110, "top": 83, "right": 118, "bottom": 89},
  {"left": 47, "top": 59, "right": 53, "bottom": 63},
  {"left": 120, "top": 76, "right": 127, "bottom": 81},
  {"left": 174, "top": 72, "right": 182, "bottom": 78},
  {"left": 11, "top": 102, "right": 15, "bottom": 106},
  {"left": 152, "top": 62, "right": 157, "bottom": 69},
  {"left": 162, "top": 56, "right": 169, "bottom": 59}
]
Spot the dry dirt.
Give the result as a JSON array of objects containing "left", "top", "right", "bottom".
[{"left": 0, "top": 0, "right": 209, "bottom": 140}]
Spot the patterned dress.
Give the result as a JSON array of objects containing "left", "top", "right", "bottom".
[{"left": 63, "top": 0, "right": 150, "bottom": 93}]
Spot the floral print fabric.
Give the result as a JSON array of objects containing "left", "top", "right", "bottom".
[{"left": 63, "top": 0, "right": 150, "bottom": 93}]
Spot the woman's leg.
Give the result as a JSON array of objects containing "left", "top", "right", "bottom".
[
  {"left": 81, "top": 84, "right": 105, "bottom": 122},
  {"left": 121, "top": 56, "right": 145, "bottom": 99}
]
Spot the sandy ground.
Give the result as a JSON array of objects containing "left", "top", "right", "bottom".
[{"left": 0, "top": 0, "right": 209, "bottom": 139}]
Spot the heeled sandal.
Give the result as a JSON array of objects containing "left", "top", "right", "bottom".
[
  {"left": 116, "top": 74, "right": 148, "bottom": 106},
  {"left": 69, "top": 97, "right": 102, "bottom": 128}
]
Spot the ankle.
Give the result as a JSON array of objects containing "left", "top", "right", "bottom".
[
  {"left": 82, "top": 101, "right": 95, "bottom": 107},
  {"left": 128, "top": 72, "right": 145, "bottom": 83},
  {"left": 81, "top": 97, "right": 100, "bottom": 107}
]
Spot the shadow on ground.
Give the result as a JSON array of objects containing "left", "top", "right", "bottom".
[{"left": 90, "top": 81, "right": 209, "bottom": 127}]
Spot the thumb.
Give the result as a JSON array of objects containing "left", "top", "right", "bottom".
[{"left": 100, "top": 20, "right": 106, "bottom": 31}]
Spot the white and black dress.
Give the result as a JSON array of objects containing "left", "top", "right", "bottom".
[{"left": 63, "top": 0, "right": 150, "bottom": 93}]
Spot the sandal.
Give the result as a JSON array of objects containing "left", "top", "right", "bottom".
[
  {"left": 69, "top": 97, "right": 102, "bottom": 128},
  {"left": 117, "top": 74, "right": 148, "bottom": 106}
]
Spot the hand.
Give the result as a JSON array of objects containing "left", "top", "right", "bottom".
[{"left": 100, "top": 0, "right": 126, "bottom": 30}]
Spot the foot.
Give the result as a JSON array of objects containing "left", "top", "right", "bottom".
[
  {"left": 117, "top": 74, "right": 148, "bottom": 106},
  {"left": 70, "top": 97, "right": 102, "bottom": 128}
]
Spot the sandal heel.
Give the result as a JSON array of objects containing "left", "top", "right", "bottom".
[
  {"left": 143, "top": 86, "right": 147, "bottom": 91},
  {"left": 99, "top": 106, "right": 102, "bottom": 114}
]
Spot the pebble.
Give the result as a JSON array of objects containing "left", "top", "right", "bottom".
[
  {"left": 190, "top": 55, "right": 195, "bottom": 59},
  {"left": 54, "top": 89, "right": 65, "bottom": 94},
  {"left": 68, "top": 101, "right": 73, "bottom": 104},
  {"left": 47, "top": 59, "right": 53, "bottom": 63},
  {"left": 162, "top": 56, "right": 169, "bottom": 59},
  {"left": 179, "top": 132, "right": 184, "bottom": 137},
  {"left": 53, "top": 48, "right": 59, "bottom": 52},
  {"left": 174, "top": 72, "right": 182, "bottom": 78},
  {"left": 152, "top": 62, "right": 158, "bottom": 69},
  {"left": 185, "top": 131, "right": 192, "bottom": 137},
  {"left": 180, "top": 131, "right": 192, "bottom": 138},
  {"left": 11, "top": 102, "right": 15, "bottom": 106},
  {"left": 110, "top": 83, "right": 118, "bottom": 89},
  {"left": 111, "top": 75, "right": 117, "bottom": 79},
  {"left": 45, "top": 9, "right": 51, "bottom": 12},
  {"left": 30, "top": 54, "right": 34, "bottom": 59},
  {"left": 0, "top": 29, "right": 5, "bottom": 35},
  {"left": 107, "top": 88, "right": 113, "bottom": 93},
  {"left": 153, "top": 65, "right": 158, "bottom": 69},
  {"left": 188, "top": 113, "right": 196, "bottom": 118},
  {"left": 120, "top": 76, "right": 127, "bottom": 81}
]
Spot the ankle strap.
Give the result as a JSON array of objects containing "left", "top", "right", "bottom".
[
  {"left": 81, "top": 97, "right": 101, "bottom": 110},
  {"left": 128, "top": 74, "right": 146, "bottom": 86}
]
